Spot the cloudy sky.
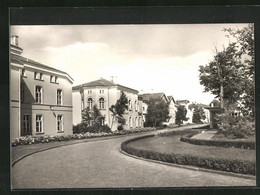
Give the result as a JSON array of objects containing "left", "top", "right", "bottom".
[{"left": 10, "top": 24, "right": 248, "bottom": 104}]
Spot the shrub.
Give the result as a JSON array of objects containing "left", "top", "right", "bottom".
[
  {"left": 180, "top": 136, "right": 255, "bottom": 150},
  {"left": 73, "top": 123, "right": 88, "bottom": 134},
  {"left": 215, "top": 113, "right": 255, "bottom": 138},
  {"left": 99, "top": 125, "right": 112, "bottom": 133},
  {"left": 117, "top": 125, "right": 124, "bottom": 131},
  {"left": 121, "top": 136, "right": 255, "bottom": 175}
]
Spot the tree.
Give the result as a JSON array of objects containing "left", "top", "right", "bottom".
[
  {"left": 82, "top": 105, "right": 104, "bottom": 127},
  {"left": 199, "top": 24, "right": 254, "bottom": 116},
  {"left": 109, "top": 91, "right": 128, "bottom": 130},
  {"left": 188, "top": 103, "right": 206, "bottom": 124},
  {"left": 145, "top": 98, "right": 170, "bottom": 127},
  {"left": 224, "top": 24, "right": 254, "bottom": 116},
  {"left": 175, "top": 105, "right": 188, "bottom": 126}
]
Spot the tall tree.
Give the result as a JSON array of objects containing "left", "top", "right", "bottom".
[
  {"left": 145, "top": 98, "right": 170, "bottom": 127},
  {"left": 199, "top": 24, "right": 254, "bottom": 115},
  {"left": 109, "top": 91, "right": 128, "bottom": 129},
  {"left": 175, "top": 105, "right": 188, "bottom": 126},
  {"left": 82, "top": 105, "right": 104, "bottom": 127}
]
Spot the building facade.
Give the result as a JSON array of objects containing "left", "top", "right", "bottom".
[
  {"left": 167, "top": 96, "right": 177, "bottom": 125},
  {"left": 72, "top": 78, "right": 144, "bottom": 131},
  {"left": 10, "top": 36, "right": 74, "bottom": 140},
  {"left": 176, "top": 100, "right": 193, "bottom": 124}
]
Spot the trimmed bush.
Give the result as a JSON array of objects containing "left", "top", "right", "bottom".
[
  {"left": 180, "top": 136, "right": 255, "bottom": 150},
  {"left": 121, "top": 136, "right": 255, "bottom": 175}
]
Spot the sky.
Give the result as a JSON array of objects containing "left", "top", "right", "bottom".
[{"left": 10, "top": 24, "right": 248, "bottom": 105}]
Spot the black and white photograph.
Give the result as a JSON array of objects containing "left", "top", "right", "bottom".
[{"left": 10, "top": 20, "right": 256, "bottom": 188}]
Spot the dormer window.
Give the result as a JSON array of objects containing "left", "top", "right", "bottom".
[{"left": 34, "top": 72, "right": 43, "bottom": 80}]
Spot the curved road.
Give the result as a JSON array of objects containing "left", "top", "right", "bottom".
[{"left": 12, "top": 133, "right": 255, "bottom": 189}]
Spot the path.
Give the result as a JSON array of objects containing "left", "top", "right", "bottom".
[
  {"left": 191, "top": 130, "right": 217, "bottom": 140},
  {"left": 12, "top": 125, "right": 255, "bottom": 189}
]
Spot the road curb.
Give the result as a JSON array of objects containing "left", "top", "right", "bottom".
[
  {"left": 11, "top": 124, "right": 208, "bottom": 167},
  {"left": 120, "top": 149, "right": 256, "bottom": 181}
]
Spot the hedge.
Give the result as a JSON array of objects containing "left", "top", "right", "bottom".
[
  {"left": 180, "top": 136, "right": 255, "bottom": 150},
  {"left": 157, "top": 129, "right": 202, "bottom": 137},
  {"left": 121, "top": 135, "right": 255, "bottom": 175}
]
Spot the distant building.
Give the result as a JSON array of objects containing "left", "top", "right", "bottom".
[
  {"left": 72, "top": 78, "right": 143, "bottom": 130},
  {"left": 139, "top": 93, "right": 171, "bottom": 124},
  {"left": 167, "top": 96, "right": 177, "bottom": 125},
  {"left": 10, "top": 36, "right": 74, "bottom": 140}
]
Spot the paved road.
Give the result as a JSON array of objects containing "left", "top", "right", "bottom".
[{"left": 12, "top": 130, "right": 255, "bottom": 189}]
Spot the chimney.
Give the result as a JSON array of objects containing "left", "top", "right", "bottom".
[
  {"left": 140, "top": 89, "right": 144, "bottom": 94},
  {"left": 10, "top": 35, "right": 19, "bottom": 46},
  {"left": 10, "top": 35, "right": 23, "bottom": 55},
  {"left": 110, "top": 76, "right": 114, "bottom": 83},
  {"left": 110, "top": 76, "right": 118, "bottom": 84}
]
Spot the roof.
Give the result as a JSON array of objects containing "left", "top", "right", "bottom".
[
  {"left": 10, "top": 53, "right": 74, "bottom": 83},
  {"left": 167, "top": 95, "right": 175, "bottom": 103},
  {"left": 139, "top": 93, "right": 168, "bottom": 102},
  {"left": 73, "top": 78, "right": 138, "bottom": 93},
  {"left": 176, "top": 100, "right": 190, "bottom": 105}
]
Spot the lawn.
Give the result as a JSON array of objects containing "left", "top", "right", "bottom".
[{"left": 127, "top": 134, "right": 256, "bottom": 163}]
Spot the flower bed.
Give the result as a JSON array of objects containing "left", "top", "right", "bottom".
[
  {"left": 180, "top": 134, "right": 255, "bottom": 150},
  {"left": 11, "top": 127, "right": 156, "bottom": 147},
  {"left": 121, "top": 134, "right": 255, "bottom": 175}
]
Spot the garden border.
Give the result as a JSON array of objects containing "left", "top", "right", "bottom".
[
  {"left": 121, "top": 131, "right": 256, "bottom": 176},
  {"left": 180, "top": 134, "right": 255, "bottom": 150}
]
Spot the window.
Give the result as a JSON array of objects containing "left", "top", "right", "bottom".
[
  {"left": 50, "top": 75, "right": 58, "bottom": 83},
  {"left": 135, "top": 117, "right": 138, "bottom": 127},
  {"left": 22, "top": 115, "right": 31, "bottom": 135},
  {"left": 36, "top": 115, "right": 43, "bottom": 133},
  {"left": 89, "top": 120, "right": 94, "bottom": 126},
  {"left": 129, "top": 100, "right": 132, "bottom": 111},
  {"left": 129, "top": 117, "right": 132, "bottom": 128},
  {"left": 99, "top": 98, "right": 105, "bottom": 109},
  {"left": 139, "top": 117, "right": 141, "bottom": 127},
  {"left": 21, "top": 83, "right": 24, "bottom": 103},
  {"left": 100, "top": 89, "right": 104, "bottom": 94},
  {"left": 101, "top": 118, "right": 105, "bottom": 126},
  {"left": 88, "top": 90, "right": 92, "bottom": 94},
  {"left": 21, "top": 69, "right": 26, "bottom": 77},
  {"left": 57, "top": 89, "right": 63, "bottom": 105},
  {"left": 87, "top": 98, "right": 93, "bottom": 109},
  {"left": 57, "top": 115, "right": 63, "bottom": 132},
  {"left": 135, "top": 101, "right": 138, "bottom": 111},
  {"left": 34, "top": 72, "right": 43, "bottom": 80},
  {"left": 35, "top": 86, "right": 42, "bottom": 103}
]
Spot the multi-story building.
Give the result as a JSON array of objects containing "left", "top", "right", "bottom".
[
  {"left": 10, "top": 35, "right": 74, "bottom": 140},
  {"left": 72, "top": 78, "right": 144, "bottom": 130}
]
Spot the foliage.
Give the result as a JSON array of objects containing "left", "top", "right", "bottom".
[
  {"left": 12, "top": 127, "right": 156, "bottom": 147},
  {"left": 180, "top": 135, "right": 255, "bottom": 150},
  {"left": 199, "top": 24, "right": 254, "bottom": 116},
  {"left": 188, "top": 103, "right": 206, "bottom": 124},
  {"left": 175, "top": 105, "right": 188, "bottom": 125},
  {"left": 145, "top": 98, "right": 170, "bottom": 127},
  {"left": 215, "top": 113, "right": 255, "bottom": 138},
  {"left": 121, "top": 135, "right": 255, "bottom": 175},
  {"left": 109, "top": 91, "right": 128, "bottom": 129},
  {"left": 82, "top": 105, "right": 104, "bottom": 127}
]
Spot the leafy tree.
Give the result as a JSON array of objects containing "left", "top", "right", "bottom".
[
  {"left": 145, "top": 98, "right": 170, "bottom": 127},
  {"left": 175, "top": 105, "right": 188, "bottom": 126},
  {"left": 199, "top": 24, "right": 254, "bottom": 116},
  {"left": 188, "top": 103, "right": 206, "bottom": 124},
  {"left": 82, "top": 105, "right": 104, "bottom": 127},
  {"left": 224, "top": 24, "right": 254, "bottom": 116},
  {"left": 109, "top": 91, "right": 128, "bottom": 130}
]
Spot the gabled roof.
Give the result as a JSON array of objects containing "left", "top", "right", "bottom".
[
  {"left": 167, "top": 95, "right": 175, "bottom": 103},
  {"left": 73, "top": 78, "right": 138, "bottom": 93},
  {"left": 139, "top": 93, "right": 168, "bottom": 102},
  {"left": 176, "top": 100, "right": 190, "bottom": 105}
]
